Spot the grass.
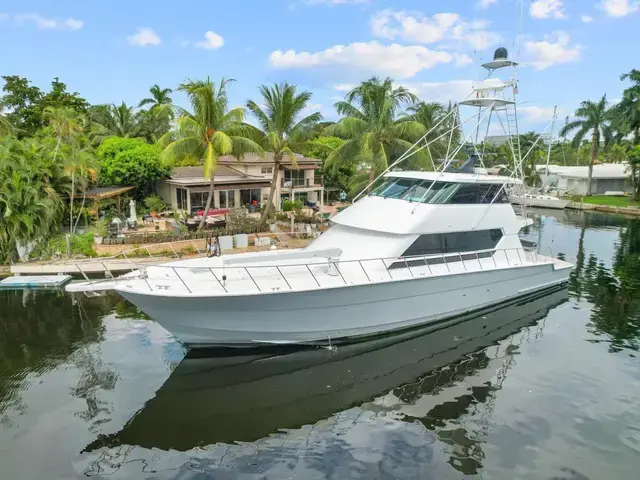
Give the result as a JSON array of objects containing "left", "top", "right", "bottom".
[{"left": 581, "top": 195, "right": 640, "bottom": 208}]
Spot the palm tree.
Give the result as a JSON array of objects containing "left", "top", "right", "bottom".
[
  {"left": 160, "top": 78, "right": 263, "bottom": 229},
  {"left": 617, "top": 71, "right": 640, "bottom": 145},
  {"left": 89, "top": 103, "right": 141, "bottom": 144},
  {"left": 559, "top": 95, "right": 614, "bottom": 196},
  {"left": 325, "top": 77, "right": 428, "bottom": 196},
  {"left": 43, "top": 106, "right": 84, "bottom": 162},
  {"left": 139, "top": 84, "right": 173, "bottom": 110},
  {"left": 66, "top": 149, "right": 99, "bottom": 234},
  {"left": 246, "top": 82, "right": 322, "bottom": 223},
  {"left": 404, "top": 101, "right": 453, "bottom": 165}
]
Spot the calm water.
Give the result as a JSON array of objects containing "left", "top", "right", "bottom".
[{"left": 2, "top": 209, "right": 640, "bottom": 479}]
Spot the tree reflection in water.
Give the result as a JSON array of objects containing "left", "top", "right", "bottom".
[
  {"left": 570, "top": 217, "right": 640, "bottom": 352},
  {"left": 0, "top": 290, "right": 119, "bottom": 425}
]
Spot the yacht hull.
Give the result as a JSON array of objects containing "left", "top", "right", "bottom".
[
  {"left": 508, "top": 195, "right": 568, "bottom": 210},
  {"left": 117, "top": 262, "right": 571, "bottom": 348}
]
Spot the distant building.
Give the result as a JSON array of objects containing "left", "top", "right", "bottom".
[
  {"left": 156, "top": 153, "right": 324, "bottom": 213},
  {"left": 553, "top": 164, "right": 631, "bottom": 195},
  {"left": 484, "top": 135, "right": 511, "bottom": 146}
]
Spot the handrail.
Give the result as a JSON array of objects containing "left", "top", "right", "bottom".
[
  {"left": 76, "top": 247, "right": 552, "bottom": 273},
  {"left": 72, "top": 247, "right": 558, "bottom": 293}
]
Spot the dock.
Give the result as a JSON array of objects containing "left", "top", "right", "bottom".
[
  {"left": 9, "top": 258, "right": 164, "bottom": 276},
  {"left": 0, "top": 275, "right": 72, "bottom": 289}
]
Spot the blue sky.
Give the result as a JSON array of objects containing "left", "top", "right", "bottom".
[{"left": 1, "top": 0, "right": 639, "bottom": 133}]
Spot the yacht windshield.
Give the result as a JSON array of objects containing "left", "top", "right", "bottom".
[
  {"left": 371, "top": 178, "right": 458, "bottom": 204},
  {"left": 371, "top": 178, "right": 508, "bottom": 204}
]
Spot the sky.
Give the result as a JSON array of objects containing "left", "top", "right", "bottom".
[{"left": 1, "top": 0, "right": 639, "bottom": 134}]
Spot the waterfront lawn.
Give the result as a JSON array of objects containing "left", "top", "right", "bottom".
[{"left": 582, "top": 195, "right": 640, "bottom": 208}]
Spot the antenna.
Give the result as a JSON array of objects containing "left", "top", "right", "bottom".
[{"left": 514, "top": 0, "right": 525, "bottom": 62}]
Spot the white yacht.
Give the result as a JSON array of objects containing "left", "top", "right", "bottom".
[
  {"left": 67, "top": 47, "right": 574, "bottom": 348},
  {"left": 508, "top": 190, "right": 569, "bottom": 210},
  {"left": 67, "top": 170, "right": 572, "bottom": 348}
]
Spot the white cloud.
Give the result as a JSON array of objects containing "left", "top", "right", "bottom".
[
  {"left": 523, "top": 31, "right": 581, "bottom": 70},
  {"left": 13, "top": 13, "right": 84, "bottom": 30},
  {"left": 371, "top": 9, "right": 500, "bottom": 51},
  {"left": 64, "top": 18, "right": 84, "bottom": 30},
  {"left": 519, "top": 105, "right": 561, "bottom": 123},
  {"left": 581, "top": 14, "right": 595, "bottom": 22},
  {"left": 599, "top": 0, "right": 639, "bottom": 17},
  {"left": 403, "top": 80, "right": 474, "bottom": 104},
  {"left": 127, "top": 27, "right": 161, "bottom": 47},
  {"left": 530, "top": 0, "right": 566, "bottom": 19},
  {"left": 454, "top": 53, "right": 473, "bottom": 67},
  {"left": 333, "top": 83, "right": 356, "bottom": 92},
  {"left": 270, "top": 42, "right": 461, "bottom": 79},
  {"left": 478, "top": 0, "right": 498, "bottom": 8},
  {"left": 195, "top": 31, "right": 224, "bottom": 50}
]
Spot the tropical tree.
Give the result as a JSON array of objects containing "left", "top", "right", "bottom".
[
  {"left": 66, "top": 148, "right": 99, "bottom": 234},
  {"left": 559, "top": 95, "right": 614, "bottom": 196},
  {"left": 161, "top": 78, "right": 263, "bottom": 229},
  {"left": 139, "top": 84, "right": 173, "bottom": 110},
  {"left": 89, "top": 103, "right": 141, "bottom": 144},
  {"left": 628, "top": 145, "right": 640, "bottom": 201},
  {"left": 404, "top": 101, "right": 451, "bottom": 161},
  {"left": 246, "top": 82, "right": 322, "bottom": 223},
  {"left": 325, "top": 77, "right": 429, "bottom": 196},
  {"left": 97, "top": 137, "right": 168, "bottom": 200},
  {"left": 617, "top": 70, "right": 640, "bottom": 145},
  {"left": 43, "top": 106, "right": 84, "bottom": 161},
  {"left": 0, "top": 102, "right": 14, "bottom": 136},
  {"left": 0, "top": 137, "right": 64, "bottom": 262}
]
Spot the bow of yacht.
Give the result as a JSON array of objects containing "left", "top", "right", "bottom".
[{"left": 67, "top": 170, "right": 572, "bottom": 347}]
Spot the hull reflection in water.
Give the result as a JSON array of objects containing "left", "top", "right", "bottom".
[{"left": 85, "top": 287, "right": 568, "bottom": 452}]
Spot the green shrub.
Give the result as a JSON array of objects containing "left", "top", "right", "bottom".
[
  {"left": 31, "top": 232, "right": 97, "bottom": 260},
  {"left": 282, "top": 199, "right": 304, "bottom": 212},
  {"left": 97, "top": 137, "right": 169, "bottom": 200},
  {"left": 93, "top": 218, "right": 109, "bottom": 237}
]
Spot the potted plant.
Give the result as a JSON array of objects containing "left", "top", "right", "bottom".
[{"left": 144, "top": 195, "right": 167, "bottom": 219}]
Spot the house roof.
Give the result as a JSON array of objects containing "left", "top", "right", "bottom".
[
  {"left": 170, "top": 165, "right": 241, "bottom": 178},
  {"left": 166, "top": 165, "right": 264, "bottom": 187},
  {"left": 65, "top": 186, "right": 136, "bottom": 200},
  {"left": 218, "top": 153, "right": 320, "bottom": 165}
]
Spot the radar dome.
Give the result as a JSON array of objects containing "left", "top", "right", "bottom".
[{"left": 493, "top": 47, "right": 508, "bottom": 61}]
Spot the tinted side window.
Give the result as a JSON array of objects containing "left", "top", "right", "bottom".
[
  {"left": 404, "top": 234, "right": 445, "bottom": 256},
  {"left": 449, "top": 184, "right": 479, "bottom": 204},
  {"left": 444, "top": 229, "right": 503, "bottom": 251},
  {"left": 402, "top": 229, "right": 503, "bottom": 257},
  {"left": 478, "top": 184, "right": 508, "bottom": 204}
]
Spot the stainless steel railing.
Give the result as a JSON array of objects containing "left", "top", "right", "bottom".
[{"left": 73, "top": 248, "right": 554, "bottom": 294}]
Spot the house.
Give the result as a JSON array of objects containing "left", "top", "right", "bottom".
[
  {"left": 555, "top": 163, "right": 631, "bottom": 195},
  {"left": 156, "top": 153, "right": 324, "bottom": 213}
]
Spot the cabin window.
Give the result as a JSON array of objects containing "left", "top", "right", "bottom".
[
  {"left": 450, "top": 184, "right": 480, "bottom": 204},
  {"left": 403, "top": 229, "right": 503, "bottom": 257},
  {"left": 371, "top": 178, "right": 508, "bottom": 204}
]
